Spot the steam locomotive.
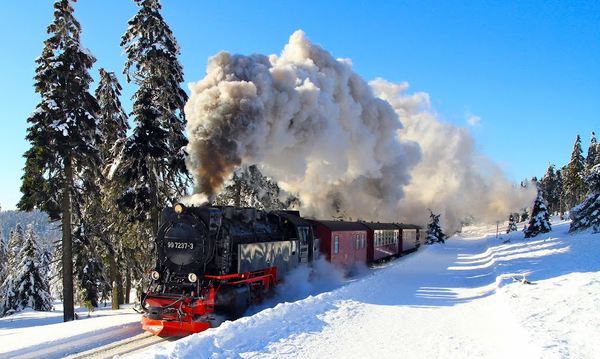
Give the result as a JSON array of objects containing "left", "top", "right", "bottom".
[{"left": 141, "top": 203, "right": 420, "bottom": 336}]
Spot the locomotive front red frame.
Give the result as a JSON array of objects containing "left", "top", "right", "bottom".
[{"left": 141, "top": 267, "right": 277, "bottom": 336}]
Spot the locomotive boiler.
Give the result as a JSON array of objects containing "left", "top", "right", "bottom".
[{"left": 141, "top": 203, "right": 319, "bottom": 336}]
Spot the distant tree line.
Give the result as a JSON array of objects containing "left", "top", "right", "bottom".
[{"left": 510, "top": 132, "right": 600, "bottom": 238}]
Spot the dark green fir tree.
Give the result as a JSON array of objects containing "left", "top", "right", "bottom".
[
  {"left": 425, "top": 209, "right": 446, "bottom": 244},
  {"left": 0, "top": 225, "right": 53, "bottom": 316},
  {"left": 585, "top": 132, "right": 597, "bottom": 175},
  {"left": 95, "top": 68, "right": 130, "bottom": 310},
  {"left": 18, "top": 0, "right": 100, "bottom": 322},
  {"left": 117, "top": 0, "right": 190, "bottom": 236},
  {"left": 506, "top": 213, "right": 517, "bottom": 234},
  {"left": 563, "top": 135, "right": 587, "bottom": 210},
  {"left": 540, "top": 164, "right": 562, "bottom": 215},
  {"left": 524, "top": 190, "right": 552, "bottom": 238},
  {"left": 569, "top": 165, "right": 600, "bottom": 233}
]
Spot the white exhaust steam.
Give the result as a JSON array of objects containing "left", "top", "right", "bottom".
[{"left": 183, "top": 30, "right": 536, "bottom": 231}]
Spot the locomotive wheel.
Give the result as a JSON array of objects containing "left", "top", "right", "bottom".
[{"left": 214, "top": 284, "right": 250, "bottom": 319}]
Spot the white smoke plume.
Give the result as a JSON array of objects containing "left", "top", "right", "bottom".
[
  {"left": 184, "top": 30, "right": 536, "bottom": 231},
  {"left": 185, "top": 30, "right": 421, "bottom": 219},
  {"left": 370, "top": 79, "right": 537, "bottom": 232}
]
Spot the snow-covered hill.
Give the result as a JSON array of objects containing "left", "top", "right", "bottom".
[{"left": 1, "top": 218, "right": 599, "bottom": 358}]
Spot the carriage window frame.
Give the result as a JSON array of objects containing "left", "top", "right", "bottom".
[{"left": 334, "top": 235, "right": 339, "bottom": 254}]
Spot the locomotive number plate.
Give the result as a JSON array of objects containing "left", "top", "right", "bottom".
[{"left": 167, "top": 241, "right": 194, "bottom": 250}]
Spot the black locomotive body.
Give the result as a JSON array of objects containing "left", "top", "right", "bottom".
[{"left": 141, "top": 203, "right": 318, "bottom": 336}]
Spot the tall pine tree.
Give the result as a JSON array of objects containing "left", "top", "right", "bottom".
[
  {"left": 117, "top": 0, "right": 190, "bottom": 236},
  {"left": 563, "top": 135, "right": 587, "bottom": 211},
  {"left": 95, "top": 68, "right": 130, "bottom": 310},
  {"left": 540, "top": 164, "right": 562, "bottom": 215},
  {"left": 585, "top": 132, "right": 597, "bottom": 175},
  {"left": 18, "top": 0, "right": 100, "bottom": 322},
  {"left": 595, "top": 139, "right": 600, "bottom": 168},
  {"left": 0, "top": 228, "right": 6, "bottom": 285}
]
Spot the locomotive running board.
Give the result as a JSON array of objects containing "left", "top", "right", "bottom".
[{"left": 141, "top": 316, "right": 211, "bottom": 337}]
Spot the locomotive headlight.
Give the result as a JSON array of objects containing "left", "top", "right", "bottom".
[
  {"left": 151, "top": 271, "right": 160, "bottom": 281},
  {"left": 188, "top": 273, "right": 198, "bottom": 283},
  {"left": 174, "top": 203, "right": 185, "bottom": 214}
]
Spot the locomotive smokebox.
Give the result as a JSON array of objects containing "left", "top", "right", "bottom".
[{"left": 156, "top": 214, "right": 210, "bottom": 274}]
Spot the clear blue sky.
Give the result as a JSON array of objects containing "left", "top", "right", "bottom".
[{"left": 1, "top": 0, "right": 598, "bottom": 210}]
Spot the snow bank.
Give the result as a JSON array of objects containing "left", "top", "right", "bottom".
[
  {"left": 133, "top": 219, "right": 600, "bottom": 359},
  {"left": 2, "top": 218, "right": 599, "bottom": 358}
]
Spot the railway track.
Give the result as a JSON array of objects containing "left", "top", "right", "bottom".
[{"left": 63, "top": 331, "right": 176, "bottom": 359}]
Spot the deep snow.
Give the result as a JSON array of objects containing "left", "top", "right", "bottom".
[{"left": 1, "top": 218, "right": 599, "bottom": 358}]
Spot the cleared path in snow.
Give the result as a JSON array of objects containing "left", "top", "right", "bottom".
[{"left": 136, "top": 234, "right": 540, "bottom": 359}]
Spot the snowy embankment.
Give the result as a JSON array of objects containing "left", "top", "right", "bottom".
[
  {"left": 1, "top": 218, "right": 599, "bottom": 358},
  {"left": 136, "top": 219, "right": 600, "bottom": 359}
]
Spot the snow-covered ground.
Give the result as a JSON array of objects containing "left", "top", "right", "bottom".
[{"left": 1, "top": 218, "right": 599, "bottom": 358}]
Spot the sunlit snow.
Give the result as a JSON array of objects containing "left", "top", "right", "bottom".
[{"left": 1, "top": 218, "right": 599, "bottom": 358}]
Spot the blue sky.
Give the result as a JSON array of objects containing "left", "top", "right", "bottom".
[{"left": 1, "top": 0, "right": 598, "bottom": 210}]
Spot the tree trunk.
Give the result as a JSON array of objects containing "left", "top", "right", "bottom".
[
  {"left": 62, "top": 158, "right": 75, "bottom": 322},
  {"left": 117, "top": 269, "right": 124, "bottom": 305},
  {"left": 125, "top": 270, "right": 131, "bottom": 304},
  {"left": 108, "top": 252, "right": 119, "bottom": 310}
]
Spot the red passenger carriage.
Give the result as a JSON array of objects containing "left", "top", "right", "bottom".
[
  {"left": 309, "top": 220, "right": 367, "bottom": 269},
  {"left": 360, "top": 222, "right": 401, "bottom": 262}
]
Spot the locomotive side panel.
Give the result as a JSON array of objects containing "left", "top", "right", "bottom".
[{"left": 238, "top": 240, "right": 299, "bottom": 280}]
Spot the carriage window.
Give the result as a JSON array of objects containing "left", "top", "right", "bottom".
[
  {"left": 334, "top": 235, "right": 339, "bottom": 254},
  {"left": 361, "top": 234, "right": 365, "bottom": 249},
  {"left": 356, "top": 234, "right": 360, "bottom": 250}
]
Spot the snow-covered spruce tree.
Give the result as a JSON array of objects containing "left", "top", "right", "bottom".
[
  {"left": 0, "top": 238, "right": 6, "bottom": 286},
  {"left": 0, "top": 225, "right": 53, "bottom": 316},
  {"left": 585, "top": 132, "right": 597, "bottom": 175},
  {"left": 506, "top": 213, "right": 517, "bottom": 234},
  {"left": 95, "top": 68, "right": 130, "bottom": 164},
  {"left": 540, "top": 164, "right": 562, "bottom": 215},
  {"left": 117, "top": 0, "right": 190, "bottom": 236},
  {"left": 563, "top": 135, "right": 587, "bottom": 210},
  {"left": 8, "top": 224, "right": 25, "bottom": 267},
  {"left": 0, "top": 203, "right": 3, "bottom": 283},
  {"left": 524, "top": 190, "right": 552, "bottom": 238},
  {"left": 18, "top": 0, "right": 100, "bottom": 322},
  {"left": 95, "top": 68, "right": 130, "bottom": 310},
  {"left": 594, "top": 138, "right": 600, "bottom": 168},
  {"left": 73, "top": 226, "right": 108, "bottom": 311},
  {"left": 569, "top": 164, "right": 600, "bottom": 233},
  {"left": 425, "top": 210, "right": 446, "bottom": 244},
  {"left": 215, "top": 165, "right": 301, "bottom": 210}
]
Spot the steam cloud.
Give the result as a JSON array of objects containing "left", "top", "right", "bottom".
[{"left": 184, "top": 30, "right": 536, "bottom": 231}]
